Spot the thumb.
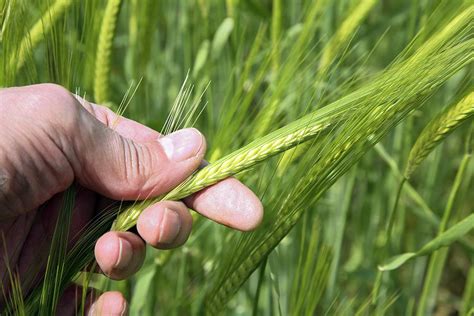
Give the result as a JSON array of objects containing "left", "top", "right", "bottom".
[{"left": 69, "top": 105, "right": 206, "bottom": 200}]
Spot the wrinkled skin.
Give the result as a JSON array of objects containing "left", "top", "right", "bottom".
[{"left": 0, "top": 84, "right": 263, "bottom": 315}]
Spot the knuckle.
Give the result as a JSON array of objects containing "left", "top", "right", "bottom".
[
  {"left": 30, "top": 84, "right": 82, "bottom": 133},
  {"left": 118, "top": 139, "right": 152, "bottom": 194},
  {"left": 1, "top": 84, "right": 82, "bottom": 136},
  {"left": 36, "top": 83, "right": 71, "bottom": 99}
]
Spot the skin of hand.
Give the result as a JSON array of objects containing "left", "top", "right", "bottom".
[{"left": 0, "top": 84, "right": 263, "bottom": 315}]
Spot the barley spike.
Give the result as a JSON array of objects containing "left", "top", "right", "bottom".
[
  {"left": 113, "top": 119, "right": 334, "bottom": 230},
  {"left": 404, "top": 91, "right": 474, "bottom": 178}
]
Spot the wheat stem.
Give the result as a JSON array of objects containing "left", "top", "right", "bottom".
[{"left": 416, "top": 152, "right": 471, "bottom": 315}]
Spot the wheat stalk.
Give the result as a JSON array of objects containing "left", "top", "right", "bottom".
[
  {"left": 416, "top": 151, "right": 471, "bottom": 315},
  {"left": 404, "top": 91, "right": 474, "bottom": 178},
  {"left": 94, "top": 0, "right": 122, "bottom": 104}
]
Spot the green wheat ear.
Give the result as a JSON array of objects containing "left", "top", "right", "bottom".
[
  {"left": 94, "top": 0, "right": 122, "bottom": 105},
  {"left": 113, "top": 115, "right": 336, "bottom": 231},
  {"left": 404, "top": 91, "right": 474, "bottom": 179}
]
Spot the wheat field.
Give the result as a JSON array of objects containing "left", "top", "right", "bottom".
[{"left": 0, "top": 0, "right": 473, "bottom": 315}]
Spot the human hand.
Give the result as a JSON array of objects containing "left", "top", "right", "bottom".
[{"left": 0, "top": 84, "right": 263, "bottom": 315}]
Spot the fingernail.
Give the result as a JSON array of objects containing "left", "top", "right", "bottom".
[
  {"left": 114, "top": 237, "right": 133, "bottom": 269},
  {"left": 159, "top": 128, "right": 203, "bottom": 161},
  {"left": 158, "top": 208, "right": 181, "bottom": 244}
]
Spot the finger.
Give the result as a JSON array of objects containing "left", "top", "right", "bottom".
[
  {"left": 67, "top": 88, "right": 207, "bottom": 200},
  {"left": 137, "top": 200, "right": 192, "bottom": 249},
  {"left": 76, "top": 97, "right": 264, "bottom": 232},
  {"left": 87, "top": 291, "right": 127, "bottom": 316},
  {"left": 94, "top": 231, "right": 145, "bottom": 280},
  {"left": 184, "top": 177, "right": 263, "bottom": 231},
  {"left": 80, "top": 100, "right": 265, "bottom": 232},
  {"left": 74, "top": 95, "right": 161, "bottom": 142}
]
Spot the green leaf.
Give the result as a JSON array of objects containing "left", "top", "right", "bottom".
[
  {"left": 379, "top": 213, "right": 474, "bottom": 271},
  {"left": 378, "top": 253, "right": 417, "bottom": 272},
  {"left": 418, "top": 213, "right": 474, "bottom": 256},
  {"left": 130, "top": 266, "right": 157, "bottom": 315}
]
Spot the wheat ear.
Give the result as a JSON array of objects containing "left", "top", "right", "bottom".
[
  {"left": 113, "top": 115, "right": 336, "bottom": 230},
  {"left": 94, "top": 0, "right": 122, "bottom": 104},
  {"left": 404, "top": 91, "right": 474, "bottom": 178},
  {"left": 114, "top": 87, "right": 363, "bottom": 232}
]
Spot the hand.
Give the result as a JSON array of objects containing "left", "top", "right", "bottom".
[{"left": 0, "top": 84, "right": 263, "bottom": 315}]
